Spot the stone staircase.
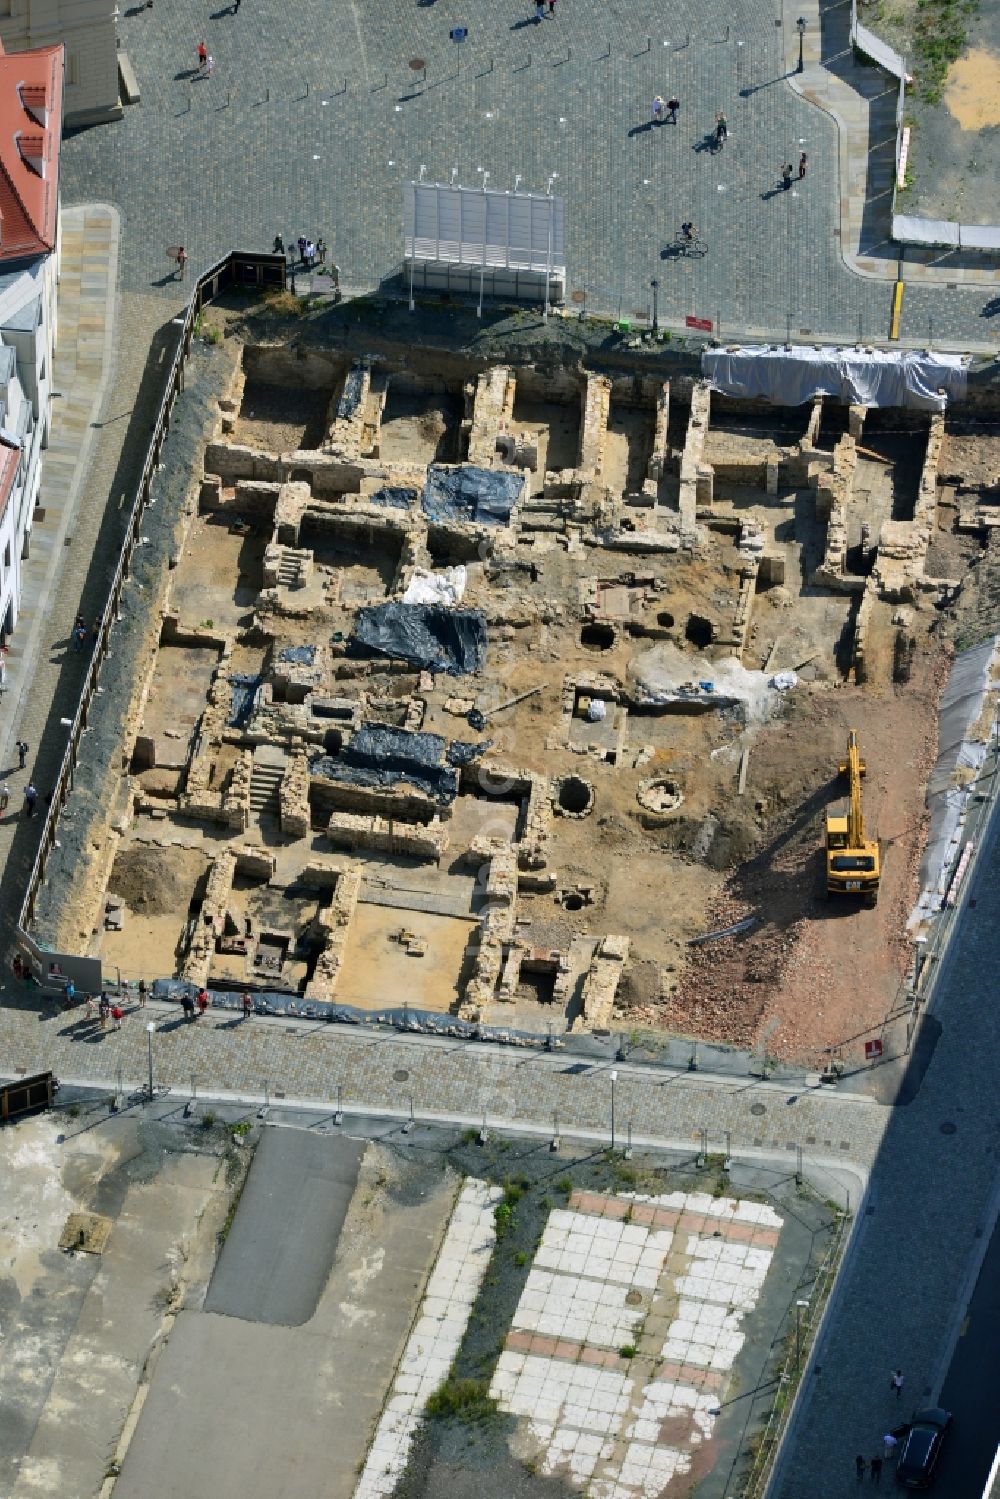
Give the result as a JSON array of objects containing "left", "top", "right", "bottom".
[
  {"left": 277, "top": 549, "right": 307, "bottom": 588},
  {"left": 248, "top": 749, "right": 287, "bottom": 817}
]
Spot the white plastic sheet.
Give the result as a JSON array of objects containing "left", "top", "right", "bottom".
[
  {"left": 403, "top": 565, "right": 467, "bottom": 607},
  {"left": 702, "top": 346, "right": 968, "bottom": 411}
]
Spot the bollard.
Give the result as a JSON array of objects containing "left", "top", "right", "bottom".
[
  {"left": 624, "top": 1121, "right": 633, "bottom": 1161},
  {"left": 257, "top": 1079, "right": 270, "bottom": 1120},
  {"left": 402, "top": 1095, "right": 415, "bottom": 1134},
  {"left": 550, "top": 1110, "right": 560, "bottom": 1151},
  {"left": 696, "top": 1128, "right": 708, "bottom": 1167},
  {"left": 478, "top": 1113, "right": 489, "bottom": 1145},
  {"left": 334, "top": 1082, "right": 343, "bottom": 1126},
  {"left": 795, "top": 1144, "right": 803, "bottom": 1186}
]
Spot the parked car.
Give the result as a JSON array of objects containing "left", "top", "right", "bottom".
[{"left": 896, "top": 1408, "right": 952, "bottom": 1488}]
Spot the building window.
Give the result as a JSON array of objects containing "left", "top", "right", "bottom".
[
  {"left": 3, "top": 543, "right": 10, "bottom": 571},
  {"left": 66, "top": 52, "right": 79, "bottom": 85}
]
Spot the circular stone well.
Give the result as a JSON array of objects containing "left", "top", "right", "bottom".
[
  {"left": 555, "top": 775, "right": 595, "bottom": 817},
  {"left": 636, "top": 776, "right": 684, "bottom": 815}
]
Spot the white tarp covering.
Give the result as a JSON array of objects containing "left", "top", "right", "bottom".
[
  {"left": 402, "top": 565, "right": 467, "bottom": 607},
  {"left": 702, "top": 345, "right": 967, "bottom": 411},
  {"left": 910, "top": 638, "right": 998, "bottom": 929}
]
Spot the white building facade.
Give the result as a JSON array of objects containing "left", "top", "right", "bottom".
[{"left": 0, "top": 37, "right": 63, "bottom": 640}]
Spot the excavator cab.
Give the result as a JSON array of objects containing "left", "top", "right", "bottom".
[{"left": 825, "top": 732, "right": 880, "bottom": 906}]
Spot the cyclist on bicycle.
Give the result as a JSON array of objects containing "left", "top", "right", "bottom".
[{"left": 680, "top": 221, "right": 696, "bottom": 243}]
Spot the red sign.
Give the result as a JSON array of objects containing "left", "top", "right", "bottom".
[
  {"left": 686, "top": 316, "right": 713, "bottom": 332},
  {"left": 864, "top": 1039, "right": 883, "bottom": 1061}
]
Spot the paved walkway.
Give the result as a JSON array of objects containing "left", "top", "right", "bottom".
[
  {"left": 60, "top": 0, "right": 998, "bottom": 350},
  {"left": 0, "top": 989, "right": 884, "bottom": 1183}
]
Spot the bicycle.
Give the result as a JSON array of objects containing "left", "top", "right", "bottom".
[{"left": 673, "top": 231, "right": 708, "bottom": 258}]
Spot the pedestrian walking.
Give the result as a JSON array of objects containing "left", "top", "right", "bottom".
[
  {"left": 548, "top": 0, "right": 556, "bottom": 13},
  {"left": 84, "top": 993, "right": 95, "bottom": 1020},
  {"left": 652, "top": 95, "right": 665, "bottom": 126},
  {"left": 12, "top": 953, "right": 22, "bottom": 981},
  {"left": 242, "top": 990, "right": 254, "bottom": 1020},
  {"left": 297, "top": 235, "right": 306, "bottom": 263},
  {"left": 205, "top": 55, "right": 215, "bottom": 78},
  {"left": 305, "top": 239, "right": 316, "bottom": 268},
  {"left": 273, "top": 233, "right": 284, "bottom": 254},
  {"left": 870, "top": 1455, "right": 883, "bottom": 1484},
  {"left": 174, "top": 246, "right": 188, "bottom": 279},
  {"left": 73, "top": 624, "right": 87, "bottom": 652},
  {"left": 182, "top": 993, "right": 195, "bottom": 1021},
  {"left": 882, "top": 1433, "right": 898, "bottom": 1462},
  {"left": 666, "top": 96, "right": 679, "bottom": 123},
  {"left": 111, "top": 1004, "right": 124, "bottom": 1031},
  {"left": 99, "top": 993, "right": 110, "bottom": 1031},
  {"left": 16, "top": 739, "right": 28, "bottom": 768},
  {"left": 534, "top": 0, "right": 545, "bottom": 21},
  {"left": 855, "top": 1456, "right": 866, "bottom": 1482},
  {"left": 65, "top": 978, "right": 76, "bottom": 1006},
  {"left": 890, "top": 1369, "right": 904, "bottom": 1399},
  {"left": 316, "top": 237, "right": 327, "bottom": 265},
  {"left": 798, "top": 151, "right": 807, "bottom": 179},
  {"left": 0, "top": 783, "right": 9, "bottom": 812},
  {"left": 196, "top": 987, "right": 209, "bottom": 1017},
  {"left": 781, "top": 163, "right": 793, "bottom": 189},
  {"left": 197, "top": 40, "right": 207, "bottom": 69},
  {"left": 23, "top": 782, "right": 37, "bottom": 817},
  {"left": 715, "top": 110, "right": 727, "bottom": 143},
  {"left": 138, "top": 978, "right": 147, "bottom": 1008}
]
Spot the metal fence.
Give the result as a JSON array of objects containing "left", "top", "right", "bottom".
[{"left": 15, "top": 250, "right": 285, "bottom": 938}]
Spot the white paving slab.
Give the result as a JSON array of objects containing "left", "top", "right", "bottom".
[{"left": 353, "top": 1178, "right": 500, "bottom": 1499}]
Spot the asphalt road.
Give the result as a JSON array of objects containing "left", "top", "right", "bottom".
[
  {"left": 932, "top": 1216, "right": 1000, "bottom": 1495},
  {"left": 205, "top": 1128, "right": 364, "bottom": 1325}
]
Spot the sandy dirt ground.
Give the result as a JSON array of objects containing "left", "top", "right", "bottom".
[{"left": 661, "top": 648, "right": 947, "bottom": 1063}]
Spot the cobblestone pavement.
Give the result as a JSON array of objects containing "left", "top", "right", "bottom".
[
  {"left": 0, "top": 994, "right": 883, "bottom": 1180},
  {"left": 59, "top": 0, "right": 999, "bottom": 350}
]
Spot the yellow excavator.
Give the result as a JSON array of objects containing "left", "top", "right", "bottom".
[{"left": 825, "top": 731, "right": 880, "bottom": 906}]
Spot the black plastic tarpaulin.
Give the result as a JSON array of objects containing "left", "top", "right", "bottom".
[
  {"left": 310, "top": 722, "right": 460, "bottom": 804},
  {"left": 422, "top": 465, "right": 522, "bottom": 526},
  {"left": 350, "top": 603, "right": 487, "bottom": 675}
]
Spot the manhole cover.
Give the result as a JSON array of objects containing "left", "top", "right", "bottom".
[
  {"left": 625, "top": 1289, "right": 643, "bottom": 1306},
  {"left": 394, "top": 1069, "right": 410, "bottom": 1083},
  {"left": 750, "top": 1102, "right": 766, "bottom": 1116},
  {"left": 940, "top": 1120, "right": 957, "bottom": 1135}
]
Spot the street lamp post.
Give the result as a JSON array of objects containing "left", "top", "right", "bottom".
[
  {"left": 543, "top": 173, "right": 559, "bottom": 325},
  {"left": 650, "top": 277, "right": 659, "bottom": 334},
  {"left": 146, "top": 1021, "right": 156, "bottom": 1100},
  {"left": 477, "top": 170, "right": 490, "bottom": 319},
  {"left": 609, "top": 1069, "right": 618, "bottom": 1152},
  {"left": 796, "top": 16, "right": 806, "bottom": 74},
  {"left": 795, "top": 1298, "right": 809, "bottom": 1368}
]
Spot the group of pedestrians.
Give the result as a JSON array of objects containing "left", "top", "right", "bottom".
[
  {"left": 780, "top": 153, "right": 808, "bottom": 188},
  {"left": 0, "top": 737, "right": 40, "bottom": 819},
  {"left": 651, "top": 94, "right": 681, "bottom": 126},
  {"left": 274, "top": 235, "right": 328, "bottom": 270},
  {"left": 854, "top": 1370, "right": 905, "bottom": 1483}
]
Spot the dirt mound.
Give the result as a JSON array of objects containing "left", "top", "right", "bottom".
[
  {"left": 617, "top": 959, "right": 661, "bottom": 1011},
  {"left": 108, "top": 846, "right": 201, "bottom": 915}
]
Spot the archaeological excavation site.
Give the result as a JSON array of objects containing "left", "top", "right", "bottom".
[{"left": 32, "top": 332, "right": 1000, "bottom": 1060}]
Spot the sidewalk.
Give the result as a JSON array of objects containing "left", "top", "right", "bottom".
[
  {"left": 790, "top": 0, "right": 1000, "bottom": 292},
  {"left": 0, "top": 205, "right": 120, "bottom": 784}
]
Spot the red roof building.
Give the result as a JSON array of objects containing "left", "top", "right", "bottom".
[{"left": 0, "top": 38, "right": 62, "bottom": 261}]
